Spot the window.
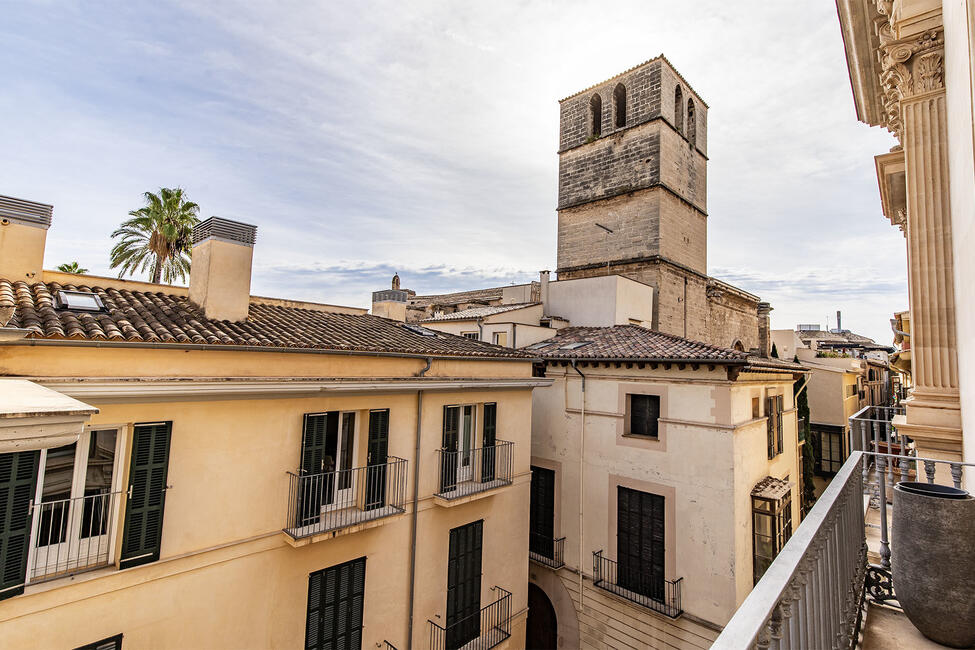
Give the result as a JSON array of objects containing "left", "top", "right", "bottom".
[
  {"left": 627, "top": 394, "right": 660, "bottom": 438},
  {"left": 306, "top": 557, "right": 366, "bottom": 650},
  {"left": 617, "top": 487, "right": 665, "bottom": 600},
  {"left": 752, "top": 397, "right": 760, "bottom": 419},
  {"left": 674, "top": 86, "right": 684, "bottom": 134},
  {"left": 687, "top": 98, "right": 696, "bottom": 147},
  {"left": 54, "top": 290, "right": 105, "bottom": 312},
  {"left": 461, "top": 332, "right": 479, "bottom": 340},
  {"left": 441, "top": 405, "right": 476, "bottom": 492},
  {"left": 752, "top": 490, "right": 792, "bottom": 584},
  {"left": 74, "top": 634, "right": 123, "bottom": 650},
  {"left": 297, "top": 412, "right": 361, "bottom": 524},
  {"left": 815, "top": 426, "right": 845, "bottom": 475},
  {"left": 559, "top": 341, "right": 591, "bottom": 350},
  {"left": 589, "top": 93, "right": 602, "bottom": 137},
  {"left": 529, "top": 466, "right": 556, "bottom": 561},
  {"left": 613, "top": 83, "right": 627, "bottom": 128},
  {"left": 765, "top": 395, "right": 784, "bottom": 459},
  {"left": 492, "top": 332, "right": 507, "bottom": 346},
  {"left": 447, "top": 520, "right": 483, "bottom": 649}
]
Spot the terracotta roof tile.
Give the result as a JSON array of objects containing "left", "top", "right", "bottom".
[
  {"left": 530, "top": 325, "right": 804, "bottom": 371},
  {"left": 422, "top": 303, "right": 540, "bottom": 322},
  {"left": 1, "top": 279, "right": 532, "bottom": 359}
]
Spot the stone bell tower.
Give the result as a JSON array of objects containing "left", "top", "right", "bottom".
[{"left": 555, "top": 56, "right": 711, "bottom": 340}]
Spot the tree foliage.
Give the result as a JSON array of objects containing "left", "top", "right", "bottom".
[
  {"left": 110, "top": 188, "right": 200, "bottom": 284},
  {"left": 56, "top": 262, "right": 88, "bottom": 274}
]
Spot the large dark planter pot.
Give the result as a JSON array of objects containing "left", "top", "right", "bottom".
[{"left": 892, "top": 482, "right": 975, "bottom": 648}]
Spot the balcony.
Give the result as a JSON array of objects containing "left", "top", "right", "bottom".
[
  {"left": 283, "top": 456, "right": 407, "bottom": 542},
  {"left": 27, "top": 490, "right": 123, "bottom": 583},
  {"left": 429, "top": 586, "right": 512, "bottom": 650},
  {"left": 434, "top": 441, "right": 512, "bottom": 504},
  {"left": 529, "top": 532, "right": 565, "bottom": 569},
  {"left": 592, "top": 550, "right": 683, "bottom": 618},
  {"left": 712, "top": 448, "right": 974, "bottom": 649}
]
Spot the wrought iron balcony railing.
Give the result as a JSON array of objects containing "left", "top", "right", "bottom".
[
  {"left": 435, "top": 441, "right": 513, "bottom": 499},
  {"left": 28, "top": 490, "right": 123, "bottom": 582},
  {"left": 429, "top": 586, "right": 511, "bottom": 650},
  {"left": 284, "top": 456, "right": 408, "bottom": 539},
  {"left": 711, "top": 450, "right": 975, "bottom": 649},
  {"left": 592, "top": 550, "right": 683, "bottom": 618},
  {"left": 529, "top": 532, "right": 565, "bottom": 569}
]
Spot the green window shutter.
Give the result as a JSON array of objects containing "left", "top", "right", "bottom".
[
  {"left": 775, "top": 395, "right": 784, "bottom": 456},
  {"left": 120, "top": 422, "right": 172, "bottom": 570},
  {"left": 441, "top": 406, "right": 459, "bottom": 492},
  {"left": 481, "top": 404, "right": 497, "bottom": 483},
  {"left": 0, "top": 450, "right": 39, "bottom": 601},
  {"left": 307, "top": 557, "right": 366, "bottom": 650},
  {"left": 447, "top": 520, "right": 483, "bottom": 648},
  {"left": 765, "top": 397, "right": 775, "bottom": 460}
]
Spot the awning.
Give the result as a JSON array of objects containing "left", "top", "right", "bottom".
[{"left": 0, "top": 380, "right": 98, "bottom": 453}]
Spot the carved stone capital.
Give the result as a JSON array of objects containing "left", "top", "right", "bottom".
[{"left": 877, "top": 28, "right": 945, "bottom": 137}]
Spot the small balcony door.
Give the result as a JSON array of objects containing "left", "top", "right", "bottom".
[
  {"left": 365, "top": 409, "right": 388, "bottom": 511},
  {"left": 27, "top": 428, "right": 124, "bottom": 582},
  {"left": 299, "top": 412, "right": 358, "bottom": 520},
  {"left": 529, "top": 466, "right": 556, "bottom": 559},
  {"left": 617, "top": 486, "right": 665, "bottom": 601},
  {"left": 442, "top": 405, "right": 475, "bottom": 489}
]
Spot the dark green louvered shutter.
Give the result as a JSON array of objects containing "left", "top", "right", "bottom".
[
  {"left": 0, "top": 450, "right": 39, "bottom": 601},
  {"left": 365, "top": 410, "right": 389, "bottom": 511},
  {"left": 529, "top": 466, "right": 555, "bottom": 558},
  {"left": 766, "top": 397, "right": 775, "bottom": 460},
  {"left": 631, "top": 394, "right": 660, "bottom": 438},
  {"left": 616, "top": 487, "right": 664, "bottom": 601},
  {"left": 120, "top": 422, "right": 172, "bottom": 569},
  {"left": 775, "top": 395, "right": 784, "bottom": 456},
  {"left": 306, "top": 557, "right": 366, "bottom": 650},
  {"left": 481, "top": 403, "right": 496, "bottom": 483},
  {"left": 447, "top": 520, "right": 483, "bottom": 649},
  {"left": 441, "top": 406, "right": 459, "bottom": 492}
]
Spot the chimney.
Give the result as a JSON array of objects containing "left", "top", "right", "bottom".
[
  {"left": 540, "top": 270, "right": 550, "bottom": 311},
  {"left": 757, "top": 302, "right": 773, "bottom": 358},
  {"left": 0, "top": 194, "right": 53, "bottom": 282},
  {"left": 189, "top": 217, "right": 257, "bottom": 322},
  {"left": 372, "top": 275, "right": 408, "bottom": 321},
  {"left": 836, "top": 310, "right": 842, "bottom": 332}
]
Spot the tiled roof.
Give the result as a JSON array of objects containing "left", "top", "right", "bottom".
[
  {"left": 529, "top": 325, "right": 804, "bottom": 370},
  {"left": 422, "top": 303, "right": 540, "bottom": 322},
  {"left": 751, "top": 476, "right": 793, "bottom": 500},
  {"left": 408, "top": 286, "right": 506, "bottom": 308},
  {"left": 0, "top": 280, "right": 532, "bottom": 359}
]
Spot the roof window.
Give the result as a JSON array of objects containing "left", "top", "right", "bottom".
[
  {"left": 524, "top": 341, "right": 553, "bottom": 350},
  {"left": 402, "top": 323, "right": 437, "bottom": 337},
  {"left": 55, "top": 290, "right": 105, "bottom": 312},
  {"left": 560, "top": 341, "right": 592, "bottom": 350}
]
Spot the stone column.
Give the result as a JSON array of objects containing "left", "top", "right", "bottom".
[{"left": 882, "top": 25, "right": 963, "bottom": 462}]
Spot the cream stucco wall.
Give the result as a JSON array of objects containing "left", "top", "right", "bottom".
[
  {"left": 546, "top": 275, "right": 654, "bottom": 328},
  {"left": 0, "top": 220, "right": 47, "bottom": 283},
  {"left": 0, "top": 345, "right": 536, "bottom": 649},
  {"left": 529, "top": 363, "right": 799, "bottom": 644}
]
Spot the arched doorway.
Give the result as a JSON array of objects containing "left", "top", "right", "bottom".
[{"left": 526, "top": 582, "right": 558, "bottom": 650}]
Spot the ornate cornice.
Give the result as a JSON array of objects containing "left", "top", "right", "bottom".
[{"left": 877, "top": 26, "right": 945, "bottom": 138}]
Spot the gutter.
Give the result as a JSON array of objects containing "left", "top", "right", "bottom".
[
  {"left": 407, "top": 357, "right": 432, "bottom": 650},
  {"left": 570, "top": 361, "right": 586, "bottom": 612},
  {"left": 2, "top": 337, "right": 537, "bottom": 363}
]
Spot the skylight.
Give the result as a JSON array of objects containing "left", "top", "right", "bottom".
[
  {"left": 55, "top": 290, "right": 105, "bottom": 312},
  {"left": 560, "top": 341, "right": 592, "bottom": 350},
  {"left": 402, "top": 323, "right": 437, "bottom": 337},
  {"left": 524, "top": 341, "right": 552, "bottom": 350}
]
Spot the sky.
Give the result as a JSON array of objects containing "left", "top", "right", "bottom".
[{"left": 0, "top": 0, "right": 906, "bottom": 343}]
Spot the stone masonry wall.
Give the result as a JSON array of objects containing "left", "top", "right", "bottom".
[{"left": 707, "top": 290, "right": 761, "bottom": 351}]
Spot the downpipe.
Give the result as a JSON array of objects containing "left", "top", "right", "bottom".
[{"left": 571, "top": 360, "right": 586, "bottom": 610}]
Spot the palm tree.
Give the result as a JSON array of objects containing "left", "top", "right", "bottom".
[
  {"left": 56, "top": 262, "right": 88, "bottom": 274},
  {"left": 110, "top": 188, "right": 200, "bottom": 284}
]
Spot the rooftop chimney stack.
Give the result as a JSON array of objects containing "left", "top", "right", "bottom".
[
  {"left": 0, "top": 194, "right": 53, "bottom": 282},
  {"left": 372, "top": 275, "right": 408, "bottom": 321},
  {"left": 540, "top": 270, "right": 550, "bottom": 312},
  {"left": 188, "top": 217, "right": 257, "bottom": 322},
  {"left": 836, "top": 310, "right": 842, "bottom": 332}
]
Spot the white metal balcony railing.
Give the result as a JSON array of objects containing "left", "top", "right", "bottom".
[
  {"left": 713, "top": 406, "right": 974, "bottom": 649},
  {"left": 28, "top": 490, "right": 123, "bottom": 583}
]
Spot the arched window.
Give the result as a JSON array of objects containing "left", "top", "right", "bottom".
[
  {"left": 687, "top": 98, "right": 696, "bottom": 147},
  {"left": 614, "top": 83, "right": 627, "bottom": 128},
  {"left": 674, "top": 86, "right": 684, "bottom": 134},
  {"left": 589, "top": 94, "right": 602, "bottom": 137},
  {"left": 733, "top": 340, "right": 745, "bottom": 352}
]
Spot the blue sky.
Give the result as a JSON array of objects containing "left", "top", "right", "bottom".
[{"left": 0, "top": 0, "right": 904, "bottom": 342}]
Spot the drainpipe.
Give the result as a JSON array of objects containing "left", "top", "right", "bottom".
[
  {"left": 571, "top": 360, "right": 586, "bottom": 611},
  {"left": 407, "top": 357, "right": 432, "bottom": 650}
]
